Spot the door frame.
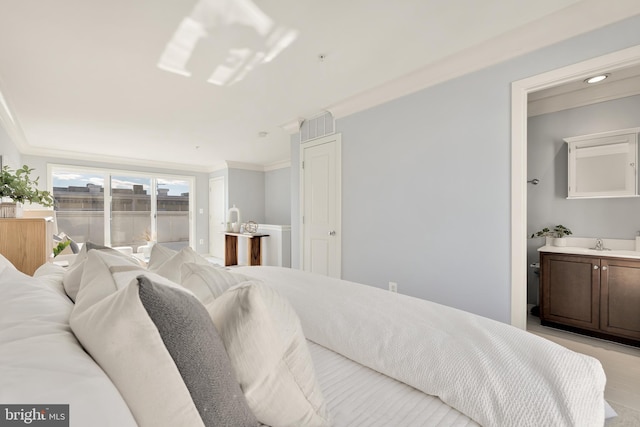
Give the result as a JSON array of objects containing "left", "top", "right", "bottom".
[
  {"left": 510, "top": 44, "right": 640, "bottom": 329},
  {"left": 299, "top": 133, "right": 342, "bottom": 276}
]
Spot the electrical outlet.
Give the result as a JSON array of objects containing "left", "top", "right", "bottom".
[
  {"left": 199, "top": 239, "right": 204, "bottom": 245},
  {"left": 388, "top": 281, "right": 398, "bottom": 293}
]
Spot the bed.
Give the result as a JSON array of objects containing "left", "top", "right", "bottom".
[{"left": 0, "top": 246, "right": 611, "bottom": 427}]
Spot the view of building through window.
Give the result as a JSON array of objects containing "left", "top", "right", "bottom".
[{"left": 51, "top": 168, "right": 192, "bottom": 251}]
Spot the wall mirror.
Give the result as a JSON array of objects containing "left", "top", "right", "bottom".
[{"left": 565, "top": 127, "right": 639, "bottom": 199}]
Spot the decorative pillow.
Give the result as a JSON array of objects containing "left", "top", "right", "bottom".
[
  {"left": 146, "top": 244, "right": 177, "bottom": 270},
  {"left": 73, "top": 250, "right": 146, "bottom": 312},
  {"left": 137, "top": 275, "right": 258, "bottom": 427},
  {"left": 62, "top": 241, "right": 124, "bottom": 302},
  {"left": 208, "top": 281, "right": 330, "bottom": 427},
  {"left": 70, "top": 251, "right": 257, "bottom": 427},
  {"left": 181, "top": 263, "right": 252, "bottom": 305},
  {"left": 69, "top": 238, "right": 80, "bottom": 254},
  {"left": 148, "top": 246, "right": 210, "bottom": 283}
]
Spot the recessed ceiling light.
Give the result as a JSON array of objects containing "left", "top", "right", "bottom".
[{"left": 584, "top": 74, "right": 609, "bottom": 84}]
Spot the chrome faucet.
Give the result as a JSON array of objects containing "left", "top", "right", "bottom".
[
  {"left": 594, "top": 238, "right": 604, "bottom": 250},
  {"left": 592, "top": 238, "right": 610, "bottom": 251}
]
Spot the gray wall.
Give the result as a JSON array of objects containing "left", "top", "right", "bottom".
[
  {"left": 291, "top": 15, "right": 640, "bottom": 323},
  {"left": 21, "top": 154, "right": 211, "bottom": 253},
  {"left": 526, "top": 95, "right": 640, "bottom": 303},
  {"left": 211, "top": 166, "right": 291, "bottom": 226},
  {"left": 265, "top": 167, "right": 291, "bottom": 225},
  {"left": 228, "top": 168, "right": 265, "bottom": 224}
]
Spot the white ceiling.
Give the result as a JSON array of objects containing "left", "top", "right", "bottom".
[{"left": 1, "top": 0, "right": 639, "bottom": 171}]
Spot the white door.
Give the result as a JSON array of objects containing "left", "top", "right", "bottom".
[
  {"left": 302, "top": 134, "right": 341, "bottom": 277},
  {"left": 209, "top": 176, "right": 225, "bottom": 258}
]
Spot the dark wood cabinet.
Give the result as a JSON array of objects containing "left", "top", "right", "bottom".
[
  {"left": 600, "top": 258, "right": 640, "bottom": 341},
  {"left": 540, "top": 252, "right": 640, "bottom": 346}
]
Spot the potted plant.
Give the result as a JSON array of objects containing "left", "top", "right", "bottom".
[
  {"left": 0, "top": 165, "right": 54, "bottom": 218},
  {"left": 530, "top": 225, "right": 573, "bottom": 247}
]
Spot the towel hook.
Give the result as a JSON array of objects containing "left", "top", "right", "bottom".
[{"left": 527, "top": 178, "right": 540, "bottom": 185}]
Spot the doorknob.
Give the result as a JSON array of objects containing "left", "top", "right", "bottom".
[{"left": 328, "top": 231, "right": 336, "bottom": 236}]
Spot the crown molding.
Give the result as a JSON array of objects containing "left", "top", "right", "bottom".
[
  {"left": 20, "top": 145, "right": 213, "bottom": 173},
  {"left": 0, "top": 80, "right": 30, "bottom": 154},
  {"left": 264, "top": 159, "right": 291, "bottom": 171},
  {"left": 224, "top": 161, "right": 265, "bottom": 172},
  {"left": 281, "top": 118, "right": 302, "bottom": 134}
]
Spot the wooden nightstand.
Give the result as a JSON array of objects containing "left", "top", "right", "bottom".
[{"left": 0, "top": 217, "right": 53, "bottom": 275}]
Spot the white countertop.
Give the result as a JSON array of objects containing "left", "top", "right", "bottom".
[{"left": 538, "top": 245, "right": 640, "bottom": 260}]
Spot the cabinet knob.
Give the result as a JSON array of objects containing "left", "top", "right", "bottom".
[
  {"left": 328, "top": 231, "right": 336, "bottom": 236},
  {"left": 593, "top": 265, "right": 599, "bottom": 270},
  {"left": 602, "top": 266, "right": 608, "bottom": 271}
]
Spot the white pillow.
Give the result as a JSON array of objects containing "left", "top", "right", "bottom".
[
  {"left": 33, "top": 262, "right": 67, "bottom": 297},
  {"left": 74, "top": 250, "right": 146, "bottom": 312},
  {"left": 69, "top": 250, "right": 207, "bottom": 427},
  {"left": 146, "top": 244, "right": 176, "bottom": 270},
  {"left": 181, "top": 263, "right": 251, "bottom": 305},
  {"left": 62, "top": 242, "right": 139, "bottom": 302},
  {"left": 0, "top": 253, "right": 16, "bottom": 274},
  {"left": 0, "top": 265, "right": 137, "bottom": 426},
  {"left": 208, "top": 281, "right": 330, "bottom": 427},
  {"left": 148, "top": 246, "right": 209, "bottom": 283}
]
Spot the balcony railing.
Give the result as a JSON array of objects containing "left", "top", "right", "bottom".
[{"left": 56, "top": 210, "right": 189, "bottom": 251}]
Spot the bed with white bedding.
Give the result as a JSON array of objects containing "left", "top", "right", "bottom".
[
  {"left": 308, "top": 341, "right": 478, "bottom": 426},
  {"left": 0, "top": 247, "right": 610, "bottom": 427},
  {"left": 235, "top": 266, "right": 609, "bottom": 427}
]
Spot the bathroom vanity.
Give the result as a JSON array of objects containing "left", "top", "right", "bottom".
[{"left": 539, "top": 242, "right": 640, "bottom": 347}]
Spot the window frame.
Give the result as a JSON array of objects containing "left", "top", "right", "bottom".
[{"left": 48, "top": 163, "right": 195, "bottom": 248}]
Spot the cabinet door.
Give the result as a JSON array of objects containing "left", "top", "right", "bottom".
[
  {"left": 540, "top": 253, "right": 600, "bottom": 330},
  {"left": 600, "top": 258, "right": 640, "bottom": 340}
]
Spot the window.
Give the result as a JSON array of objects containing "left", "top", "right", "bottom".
[{"left": 50, "top": 165, "right": 194, "bottom": 251}]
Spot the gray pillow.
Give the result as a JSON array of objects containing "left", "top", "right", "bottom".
[{"left": 137, "top": 275, "right": 258, "bottom": 427}]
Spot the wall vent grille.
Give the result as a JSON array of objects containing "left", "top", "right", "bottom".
[{"left": 300, "top": 111, "right": 335, "bottom": 142}]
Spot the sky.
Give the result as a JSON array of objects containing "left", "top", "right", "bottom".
[{"left": 52, "top": 171, "right": 190, "bottom": 196}]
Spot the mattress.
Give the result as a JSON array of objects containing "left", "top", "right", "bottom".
[{"left": 308, "top": 340, "right": 478, "bottom": 427}]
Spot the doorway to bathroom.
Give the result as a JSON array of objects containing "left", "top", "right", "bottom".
[{"left": 510, "top": 44, "right": 640, "bottom": 330}]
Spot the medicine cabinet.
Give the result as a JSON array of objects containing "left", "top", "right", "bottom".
[{"left": 564, "top": 127, "right": 639, "bottom": 199}]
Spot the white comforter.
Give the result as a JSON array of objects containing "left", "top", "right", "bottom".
[
  {"left": 0, "top": 263, "right": 137, "bottom": 427},
  {"left": 236, "top": 266, "right": 607, "bottom": 427}
]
